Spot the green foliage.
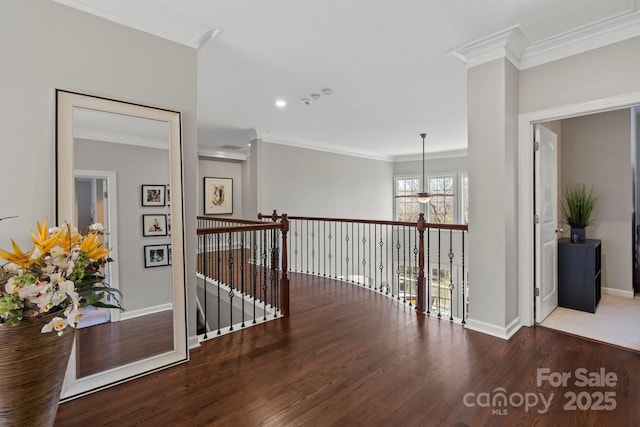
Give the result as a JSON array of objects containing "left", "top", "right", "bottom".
[{"left": 561, "top": 184, "right": 599, "bottom": 228}]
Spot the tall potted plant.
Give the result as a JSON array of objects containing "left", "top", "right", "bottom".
[
  {"left": 0, "top": 219, "right": 123, "bottom": 426},
  {"left": 561, "top": 184, "right": 599, "bottom": 243}
]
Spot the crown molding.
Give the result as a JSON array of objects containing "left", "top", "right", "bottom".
[
  {"left": 51, "top": 0, "right": 220, "bottom": 49},
  {"left": 260, "top": 133, "right": 393, "bottom": 162},
  {"left": 450, "top": 9, "right": 640, "bottom": 71},
  {"left": 449, "top": 25, "right": 530, "bottom": 69},
  {"left": 519, "top": 9, "right": 640, "bottom": 69},
  {"left": 392, "top": 149, "right": 469, "bottom": 162},
  {"left": 75, "top": 127, "right": 168, "bottom": 150},
  {"left": 197, "top": 148, "right": 248, "bottom": 161}
]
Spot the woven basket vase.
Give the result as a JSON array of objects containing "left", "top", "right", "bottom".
[{"left": 0, "top": 311, "right": 75, "bottom": 427}]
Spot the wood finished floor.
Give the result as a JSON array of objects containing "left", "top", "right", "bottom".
[
  {"left": 76, "top": 310, "right": 174, "bottom": 377},
  {"left": 56, "top": 273, "right": 640, "bottom": 426}
]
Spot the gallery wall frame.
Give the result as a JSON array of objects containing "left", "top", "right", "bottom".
[
  {"left": 203, "top": 177, "right": 232, "bottom": 215},
  {"left": 144, "top": 244, "right": 169, "bottom": 268},
  {"left": 141, "top": 184, "right": 166, "bottom": 207},
  {"left": 142, "top": 214, "right": 167, "bottom": 237}
]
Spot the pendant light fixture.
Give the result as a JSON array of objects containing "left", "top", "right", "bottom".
[{"left": 416, "top": 133, "right": 432, "bottom": 204}]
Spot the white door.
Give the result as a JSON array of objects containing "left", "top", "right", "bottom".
[{"left": 535, "top": 124, "right": 559, "bottom": 322}]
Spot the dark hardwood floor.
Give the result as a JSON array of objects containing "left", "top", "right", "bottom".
[
  {"left": 56, "top": 273, "right": 640, "bottom": 426},
  {"left": 76, "top": 310, "right": 174, "bottom": 378}
]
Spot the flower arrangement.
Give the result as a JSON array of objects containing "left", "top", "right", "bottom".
[{"left": 0, "top": 219, "right": 122, "bottom": 334}]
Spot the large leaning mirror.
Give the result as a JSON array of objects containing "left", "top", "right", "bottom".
[{"left": 56, "top": 90, "right": 187, "bottom": 400}]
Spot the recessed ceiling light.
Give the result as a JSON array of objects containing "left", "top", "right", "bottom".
[
  {"left": 275, "top": 99, "right": 287, "bottom": 108},
  {"left": 311, "top": 93, "right": 321, "bottom": 100},
  {"left": 322, "top": 88, "right": 333, "bottom": 96}
]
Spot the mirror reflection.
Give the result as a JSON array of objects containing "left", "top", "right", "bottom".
[
  {"left": 72, "top": 108, "right": 174, "bottom": 378},
  {"left": 56, "top": 91, "right": 187, "bottom": 401}
]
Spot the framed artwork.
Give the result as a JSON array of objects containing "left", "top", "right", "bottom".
[
  {"left": 168, "top": 244, "right": 172, "bottom": 266},
  {"left": 142, "top": 214, "right": 167, "bottom": 237},
  {"left": 166, "top": 214, "right": 171, "bottom": 236},
  {"left": 141, "top": 184, "right": 166, "bottom": 207},
  {"left": 144, "top": 244, "right": 169, "bottom": 268},
  {"left": 203, "top": 177, "right": 233, "bottom": 215},
  {"left": 166, "top": 184, "right": 171, "bottom": 206}
]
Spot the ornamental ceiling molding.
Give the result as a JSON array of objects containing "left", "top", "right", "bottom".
[
  {"left": 51, "top": 0, "right": 221, "bottom": 49},
  {"left": 450, "top": 10, "right": 640, "bottom": 70}
]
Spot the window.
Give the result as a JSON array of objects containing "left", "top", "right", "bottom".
[
  {"left": 428, "top": 175, "right": 454, "bottom": 224},
  {"left": 394, "top": 172, "right": 468, "bottom": 224},
  {"left": 460, "top": 172, "right": 469, "bottom": 224},
  {"left": 394, "top": 177, "right": 421, "bottom": 222}
]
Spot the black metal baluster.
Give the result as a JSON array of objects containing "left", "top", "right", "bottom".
[
  {"left": 360, "top": 224, "right": 369, "bottom": 286},
  {"left": 345, "top": 223, "right": 350, "bottom": 282},
  {"left": 357, "top": 222, "right": 360, "bottom": 284},
  {"left": 241, "top": 232, "right": 246, "bottom": 327},
  {"left": 395, "top": 228, "right": 401, "bottom": 300},
  {"left": 313, "top": 221, "right": 317, "bottom": 275},
  {"left": 369, "top": 224, "right": 372, "bottom": 289},
  {"left": 462, "top": 231, "right": 466, "bottom": 324},
  {"left": 412, "top": 229, "right": 418, "bottom": 309},
  {"left": 252, "top": 230, "right": 257, "bottom": 324},
  {"left": 228, "top": 232, "right": 234, "bottom": 331},
  {"left": 328, "top": 222, "right": 333, "bottom": 278},
  {"left": 378, "top": 226, "right": 384, "bottom": 293},
  {"left": 437, "top": 228, "right": 441, "bottom": 318},
  {"left": 374, "top": 224, "right": 377, "bottom": 290},
  {"left": 323, "top": 221, "right": 326, "bottom": 277},
  {"left": 202, "top": 234, "right": 208, "bottom": 339},
  {"left": 448, "top": 229, "right": 454, "bottom": 321},
  {"left": 262, "top": 229, "right": 268, "bottom": 321},
  {"left": 217, "top": 233, "right": 221, "bottom": 335}
]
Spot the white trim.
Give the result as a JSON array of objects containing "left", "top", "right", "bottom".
[
  {"left": 464, "top": 316, "right": 521, "bottom": 340},
  {"left": 520, "top": 10, "right": 640, "bottom": 70},
  {"left": 392, "top": 149, "right": 468, "bottom": 162},
  {"left": 75, "top": 127, "right": 168, "bottom": 150},
  {"left": 197, "top": 147, "right": 247, "bottom": 161},
  {"left": 189, "top": 335, "right": 201, "bottom": 349},
  {"left": 449, "top": 25, "right": 529, "bottom": 69},
  {"left": 261, "top": 133, "right": 393, "bottom": 162},
  {"left": 602, "top": 287, "right": 635, "bottom": 299},
  {"left": 51, "top": 0, "right": 220, "bottom": 49},
  {"left": 119, "top": 303, "right": 173, "bottom": 321},
  {"left": 450, "top": 10, "right": 640, "bottom": 71},
  {"left": 518, "top": 90, "right": 640, "bottom": 328}
]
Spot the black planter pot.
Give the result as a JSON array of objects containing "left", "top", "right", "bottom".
[{"left": 570, "top": 227, "right": 586, "bottom": 243}]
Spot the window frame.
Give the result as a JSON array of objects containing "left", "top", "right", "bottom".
[{"left": 393, "top": 171, "right": 467, "bottom": 224}]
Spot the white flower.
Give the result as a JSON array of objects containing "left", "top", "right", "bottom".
[
  {"left": 17, "top": 282, "right": 45, "bottom": 300},
  {"left": 3, "top": 263, "right": 20, "bottom": 274},
  {"left": 41, "top": 316, "right": 68, "bottom": 336},
  {"left": 4, "top": 278, "right": 16, "bottom": 294},
  {"left": 89, "top": 223, "right": 104, "bottom": 233},
  {"left": 48, "top": 226, "right": 61, "bottom": 234}
]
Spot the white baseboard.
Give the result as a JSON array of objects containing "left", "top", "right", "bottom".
[
  {"left": 601, "top": 287, "right": 634, "bottom": 299},
  {"left": 119, "top": 303, "right": 173, "bottom": 321},
  {"left": 189, "top": 335, "right": 201, "bottom": 350},
  {"left": 464, "top": 316, "right": 521, "bottom": 340}
]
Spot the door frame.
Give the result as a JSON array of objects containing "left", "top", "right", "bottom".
[
  {"left": 518, "top": 90, "right": 640, "bottom": 327},
  {"left": 74, "top": 169, "right": 121, "bottom": 322}
]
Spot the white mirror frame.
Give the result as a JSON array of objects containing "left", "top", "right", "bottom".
[{"left": 56, "top": 90, "right": 188, "bottom": 401}]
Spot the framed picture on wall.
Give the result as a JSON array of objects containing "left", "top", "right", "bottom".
[
  {"left": 142, "top": 214, "right": 167, "bottom": 237},
  {"left": 141, "top": 184, "right": 166, "bottom": 207},
  {"left": 168, "top": 244, "right": 172, "bottom": 266},
  {"left": 144, "top": 244, "right": 169, "bottom": 268},
  {"left": 166, "top": 214, "right": 171, "bottom": 236},
  {"left": 166, "top": 184, "right": 171, "bottom": 206},
  {"left": 203, "top": 177, "right": 233, "bottom": 215}
]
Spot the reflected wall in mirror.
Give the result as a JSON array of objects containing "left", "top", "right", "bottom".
[{"left": 56, "top": 91, "right": 187, "bottom": 401}]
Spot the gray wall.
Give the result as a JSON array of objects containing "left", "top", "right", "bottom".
[
  {"left": 392, "top": 156, "right": 468, "bottom": 176},
  {"left": 76, "top": 139, "right": 173, "bottom": 311},
  {"left": 0, "top": 1, "right": 198, "bottom": 335},
  {"left": 560, "top": 109, "right": 633, "bottom": 293},
  {"left": 520, "top": 37, "right": 640, "bottom": 115},
  {"left": 258, "top": 142, "right": 394, "bottom": 219},
  {"left": 198, "top": 157, "right": 244, "bottom": 218}
]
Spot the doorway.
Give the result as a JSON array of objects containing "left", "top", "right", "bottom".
[{"left": 74, "top": 169, "right": 121, "bottom": 327}]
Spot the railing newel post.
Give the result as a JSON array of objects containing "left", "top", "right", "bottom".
[
  {"left": 280, "top": 214, "right": 290, "bottom": 317},
  {"left": 416, "top": 213, "right": 427, "bottom": 314}
]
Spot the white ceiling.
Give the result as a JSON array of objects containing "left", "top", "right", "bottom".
[{"left": 54, "top": 0, "right": 640, "bottom": 160}]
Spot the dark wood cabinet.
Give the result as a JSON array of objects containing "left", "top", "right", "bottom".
[{"left": 557, "top": 238, "right": 601, "bottom": 313}]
